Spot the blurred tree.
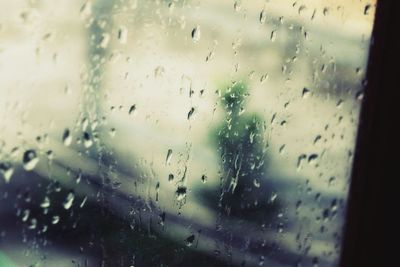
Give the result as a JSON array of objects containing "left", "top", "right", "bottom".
[{"left": 216, "top": 81, "right": 267, "bottom": 215}]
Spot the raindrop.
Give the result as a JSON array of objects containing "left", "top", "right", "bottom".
[
  {"left": 187, "top": 107, "right": 196, "bottom": 120},
  {"left": 117, "top": 25, "right": 128, "bottom": 44},
  {"left": 302, "top": 88, "right": 311, "bottom": 98},
  {"left": 336, "top": 99, "right": 343, "bottom": 108},
  {"left": 80, "top": 196, "right": 87, "bottom": 208},
  {"left": 277, "top": 222, "right": 284, "bottom": 233},
  {"left": 23, "top": 149, "right": 39, "bottom": 171},
  {"left": 253, "top": 178, "right": 261, "bottom": 188},
  {"left": 46, "top": 150, "right": 54, "bottom": 160},
  {"left": 259, "top": 255, "right": 265, "bottom": 266},
  {"left": 82, "top": 117, "right": 89, "bottom": 131},
  {"left": 323, "top": 7, "right": 329, "bottom": 16},
  {"left": 356, "top": 90, "right": 364, "bottom": 100},
  {"left": 168, "top": 173, "right": 174, "bottom": 182},
  {"left": 165, "top": 149, "right": 173, "bottom": 165},
  {"left": 176, "top": 186, "right": 187, "bottom": 201},
  {"left": 158, "top": 212, "right": 166, "bottom": 226},
  {"left": 297, "top": 154, "right": 307, "bottom": 170},
  {"left": 311, "top": 9, "right": 316, "bottom": 20},
  {"left": 260, "top": 73, "right": 269, "bottom": 83},
  {"left": 312, "top": 257, "right": 319, "bottom": 267},
  {"left": 110, "top": 128, "right": 117, "bottom": 138},
  {"left": 129, "top": 104, "right": 137, "bottom": 116},
  {"left": 83, "top": 132, "right": 93, "bottom": 148},
  {"left": 62, "top": 128, "right": 72, "bottom": 146},
  {"left": 0, "top": 162, "right": 14, "bottom": 183},
  {"left": 28, "top": 218, "right": 37, "bottom": 230},
  {"left": 185, "top": 234, "right": 195, "bottom": 247},
  {"left": 270, "top": 192, "right": 278, "bottom": 203},
  {"left": 270, "top": 30, "right": 276, "bottom": 42},
  {"left": 234, "top": 1, "right": 241, "bottom": 12},
  {"left": 364, "top": 4, "right": 371, "bottom": 15},
  {"left": 313, "top": 135, "right": 322, "bottom": 145},
  {"left": 63, "top": 191, "right": 75, "bottom": 210},
  {"left": 21, "top": 209, "right": 30, "bottom": 222},
  {"left": 298, "top": 5, "right": 307, "bottom": 15},
  {"left": 191, "top": 26, "right": 201, "bottom": 43},
  {"left": 100, "top": 33, "right": 110, "bottom": 49},
  {"left": 52, "top": 215, "right": 60, "bottom": 225},
  {"left": 40, "top": 197, "right": 50, "bottom": 208},
  {"left": 201, "top": 174, "right": 207, "bottom": 183},
  {"left": 80, "top": 1, "right": 92, "bottom": 19},
  {"left": 295, "top": 200, "right": 302, "bottom": 210},
  {"left": 205, "top": 51, "right": 214, "bottom": 62},
  {"left": 279, "top": 144, "right": 285, "bottom": 154},
  {"left": 154, "top": 66, "right": 165, "bottom": 78},
  {"left": 308, "top": 154, "right": 318, "bottom": 165},
  {"left": 259, "top": 9, "right": 267, "bottom": 24}
]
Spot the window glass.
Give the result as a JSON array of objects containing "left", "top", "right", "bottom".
[{"left": 0, "top": 0, "right": 376, "bottom": 266}]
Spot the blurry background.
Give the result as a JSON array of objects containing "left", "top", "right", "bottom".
[{"left": 0, "top": 0, "right": 375, "bottom": 266}]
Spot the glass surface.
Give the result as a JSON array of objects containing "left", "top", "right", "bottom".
[{"left": 0, "top": 0, "right": 376, "bottom": 266}]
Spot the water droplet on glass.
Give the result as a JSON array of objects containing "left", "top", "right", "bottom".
[
  {"left": 302, "top": 88, "right": 311, "bottom": 98},
  {"left": 253, "top": 178, "right": 261, "bottom": 188},
  {"left": 185, "top": 234, "right": 195, "bottom": 247},
  {"left": 364, "top": 4, "right": 371, "bottom": 15},
  {"left": 297, "top": 154, "right": 307, "bottom": 170},
  {"left": 21, "top": 209, "right": 30, "bottom": 222},
  {"left": 23, "top": 149, "right": 39, "bottom": 171},
  {"left": 356, "top": 90, "right": 364, "bottom": 100},
  {"left": 63, "top": 191, "right": 75, "bottom": 210},
  {"left": 191, "top": 26, "right": 201, "bottom": 43},
  {"left": 129, "top": 104, "right": 137, "bottom": 116},
  {"left": 165, "top": 149, "right": 173, "bottom": 165},
  {"left": 52, "top": 215, "right": 60, "bottom": 225},
  {"left": 117, "top": 25, "right": 128, "bottom": 44},
  {"left": 80, "top": 196, "right": 87, "bottom": 208},
  {"left": 62, "top": 128, "right": 72, "bottom": 146},
  {"left": 308, "top": 154, "right": 318, "bottom": 165},
  {"left": 201, "top": 174, "right": 207, "bottom": 183},
  {"left": 80, "top": 1, "right": 92, "bottom": 19},
  {"left": 270, "top": 30, "right": 276, "bottom": 42},
  {"left": 81, "top": 117, "right": 89, "bottom": 131},
  {"left": 187, "top": 107, "right": 196, "bottom": 120},
  {"left": 83, "top": 132, "right": 93, "bottom": 148},
  {"left": 328, "top": 176, "right": 336, "bottom": 186},
  {"left": 260, "top": 73, "right": 269, "bottom": 83},
  {"left": 40, "top": 196, "right": 50, "bottom": 208},
  {"left": 205, "top": 51, "right": 214, "bottom": 62},
  {"left": 28, "top": 218, "right": 37, "bottom": 230},
  {"left": 0, "top": 162, "right": 14, "bottom": 183},
  {"left": 277, "top": 222, "right": 284, "bottom": 233},
  {"left": 298, "top": 5, "right": 307, "bottom": 15},
  {"left": 312, "top": 257, "right": 319, "bottom": 267},
  {"left": 323, "top": 7, "right": 329, "bottom": 16},
  {"left": 109, "top": 127, "right": 116, "bottom": 138},
  {"left": 270, "top": 192, "right": 278, "bottom": 203},
  {"left": 259, "top": 9, "right": 267, "bottom": 24},
  {"left": 168, "top": 173, "right": 174, "bottom": 182},
  {"left": 234, "top": 1, "right": 241, "bottom": 12},
  {"left": 154, "top": 66, "right": 165, "bottom": 78},
  {"left": 159, "top": 212, "right": 166, "bottom": 226},
  {"left": 259, "top": 255, "right": 265, "bottom": 266},
  {"left": 176, "top": 186, "right": 187, "bottom": 201},
  {"left": 99, "top": 33, "right": 110, "bottom": 49}
]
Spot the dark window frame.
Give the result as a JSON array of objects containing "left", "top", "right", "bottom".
[{"left": 339, "top": 1, "right": 398, "bottom": 266}]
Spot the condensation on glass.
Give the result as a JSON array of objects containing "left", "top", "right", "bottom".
[{"left": 0, "top": 0, "right": 376, "bottom": 266}]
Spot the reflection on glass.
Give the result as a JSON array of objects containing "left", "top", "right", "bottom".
[{"left": 0, "top": 0, "right": 376, "bottom": 266}]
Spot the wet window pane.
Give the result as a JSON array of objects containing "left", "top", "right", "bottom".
[{"left": 0, "top": 0, "right": 376, "bottom": 266}]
